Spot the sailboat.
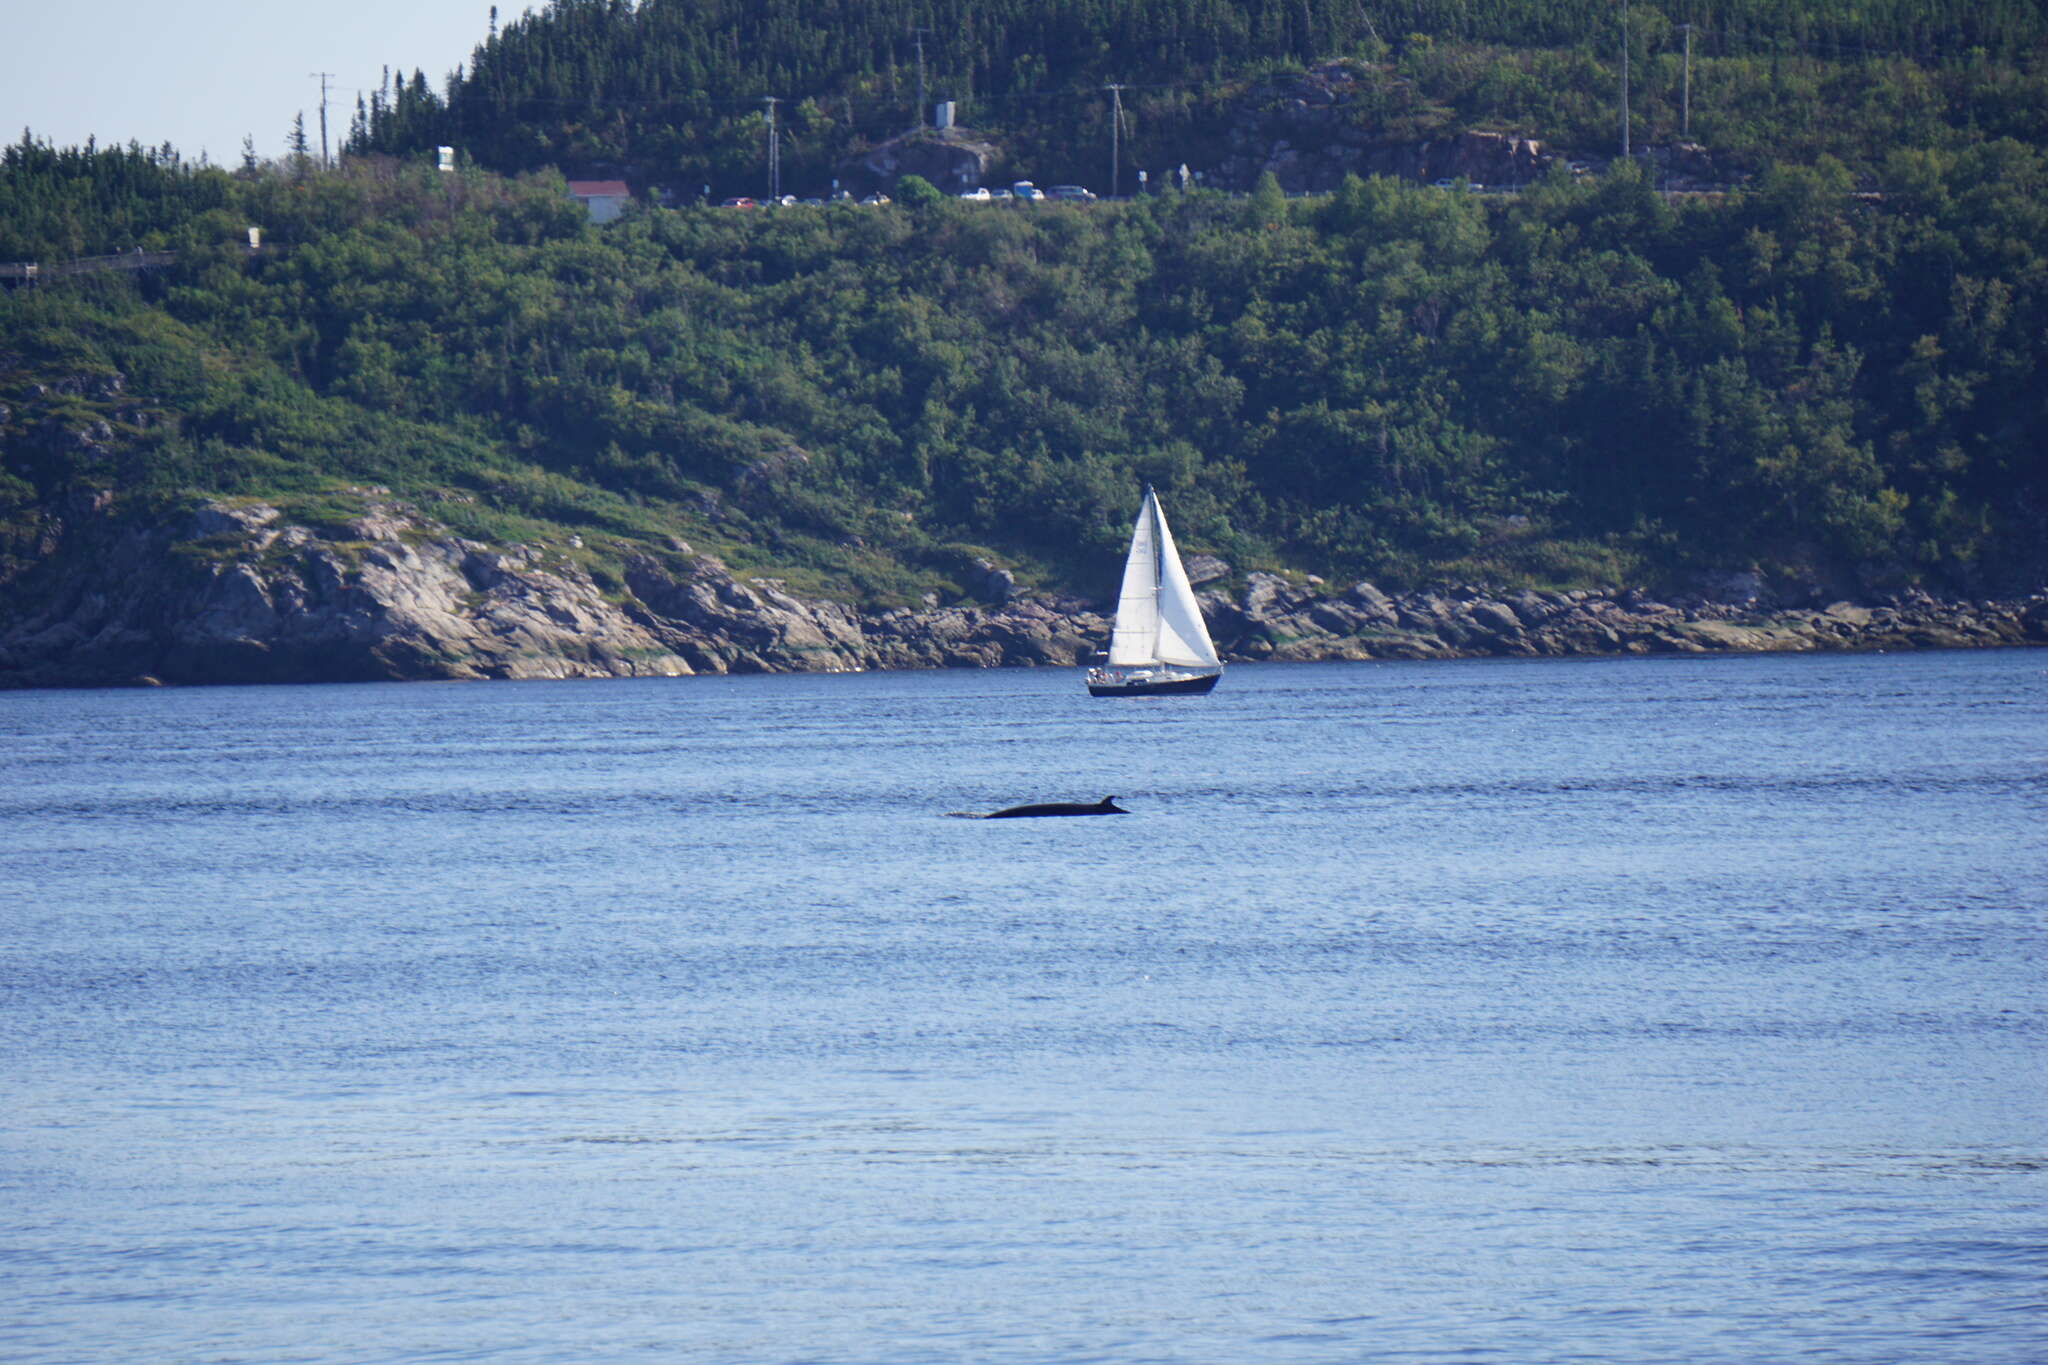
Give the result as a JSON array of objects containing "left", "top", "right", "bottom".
[{"left": 1086, "top": 486, "right": 1223, "bottom": 697}]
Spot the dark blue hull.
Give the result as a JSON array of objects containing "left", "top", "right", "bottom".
[{"left": 1087, "top": 672, "right": 1221, "bottom": 697}]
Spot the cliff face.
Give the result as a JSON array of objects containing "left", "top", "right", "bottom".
[
  {"left": 841, "top": 129, "right": 1003, "bottom": 195},
  {"left": 2, "top": 495, "right": 2041, "bottom": 690},
  {"left": 0, "top": 495, "right": 1110, "bottom": 687}
]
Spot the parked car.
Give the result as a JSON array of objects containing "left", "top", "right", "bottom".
[
  {"left": 859, "top": 192, "right": 891, "bottom": 206},
  {"left": 829, "top": 189, "right": 856, "bottom": 201},
  {"left": 957, "top": 186, "right": 992, "bottom": 201},
  {"left": 718, "top": 196, "right": 758, "bottom": 208},
  {"left": 1011, "top": 181, "right": 1044, "bottom": 201},
  {"left": 987, "top": 188, "right": 1012, "bottom": 201},
  {"left": 1430, "top": 179, "right": 1456, "bottom": 189},
  {"left": 1045, "top": 184, "right": 1096, "bottom": 202}
]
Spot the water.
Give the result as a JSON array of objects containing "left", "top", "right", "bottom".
[{"left": 2, "top": 652, "right": 2044, "bottom": 1363}]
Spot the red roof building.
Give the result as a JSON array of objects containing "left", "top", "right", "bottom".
[{"left": 566, "top": 180, "right": 632, "bottom": 223}]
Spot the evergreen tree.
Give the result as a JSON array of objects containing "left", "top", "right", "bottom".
[{"left": 287, "top": 111, "right": 310, "bottom": 177}]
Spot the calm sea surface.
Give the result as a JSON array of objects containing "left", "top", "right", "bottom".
[{"left": 2, "top": 652, "right": 2045, "bottom": 1363}]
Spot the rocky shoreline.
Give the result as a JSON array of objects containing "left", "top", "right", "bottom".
[{"left": 1, "top": 497, "right": 2042, "bottom": 689}]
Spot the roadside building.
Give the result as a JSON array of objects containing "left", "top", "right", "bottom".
[{"left": 566, "top": 179, "right": 632, "bottom": 223}]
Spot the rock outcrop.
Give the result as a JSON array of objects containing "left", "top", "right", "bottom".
[
  {"left": 1199, "top": 573, "right": 2048, "bottom": 662},
  {"left": 0, "top": 495, "right": 1115, "bottom": 687},
  {"left": 0, "top": 495, "right": 2041, "bottom": 690},
  {"left": 1197, "top": 62, "right": 1563, "bottom": 193},
  {"left": 840, "top": 129, "right": 1003, "bottom": 195},
  {"left": 0, "top": 496, "right": 697, "bottom": 686}
]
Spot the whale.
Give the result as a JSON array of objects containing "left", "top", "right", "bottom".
[{"left": 983, "top": 796, "right": 1130, "bottom": 818}]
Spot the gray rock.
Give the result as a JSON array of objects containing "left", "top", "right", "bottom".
[
  {"left": 1243, "top": 572, "right": 1297, "bottom": 618},
  {"left": 186, "top": 502, "right": 280, "bottom": 540},
  {"left": 1349, "top": 581, "right": 1392, "bottom": 609},
  {"left": 972, "top": 559, "right": 1017, "bottom": 604},
  {"left": 1466, "top": 600, "right": 1524, "bottom": 637},
  {"left": 1305, "top": 601, "right": 1362, "bottom": 634}
]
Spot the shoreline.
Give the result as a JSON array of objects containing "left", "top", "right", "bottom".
[{"left": 3, "top": 498, "right": 2043, "bottom": 689}]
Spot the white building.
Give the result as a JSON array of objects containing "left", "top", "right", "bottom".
[{"left": 567, "top": 179, "right": 632, "bottom": 224}]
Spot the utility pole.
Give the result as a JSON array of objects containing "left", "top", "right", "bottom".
[
  {"left": 311, "top": 71, "right": 335, "bottom": 167},
  {"left": 912, "top": 28, "right": 931, "bottom": 129},
  {"left": 1679, "top": 23, "right": 1693, "bottom": 138},
  {"left": 1619, "top": 3, "right": 1631, "bottom": 160},
  {"left": 762, "top": 96, "right": 780, "bottom": 200},
  {"left": 1105, "top": 82, "right": 1126, "bottom": 198}
]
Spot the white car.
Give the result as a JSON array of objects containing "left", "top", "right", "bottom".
[
  {"left": 1011, "top": 181, "right": 1044, "bottom": 202},
  {"left": 957, "top": 187, "right": 992, "bottom": 201}
]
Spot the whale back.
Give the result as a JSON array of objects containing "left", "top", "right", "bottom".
[{"left": 984, "top": 796, "right": 1130, "bottom": 818}]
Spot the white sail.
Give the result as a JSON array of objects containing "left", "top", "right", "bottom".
[
  {"left": 1105, "top": 494, "right": 1161, "bottom": 667},
  {"left": 1105, "top": 489, "right": 1218, "bottom": 669},
  {"left": 1151, "top": 497, "right": 1220, "bottom": 667}
]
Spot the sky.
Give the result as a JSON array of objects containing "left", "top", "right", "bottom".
[{"left": 2, "top": 0, "right": 531, "bottom": 164}]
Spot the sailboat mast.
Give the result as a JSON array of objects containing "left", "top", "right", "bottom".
[
  {"left": 1146, "top": 486, "right": 1166, "bottom": 598},
  {"left": 1151, "top": 492, "right": 1165, "bottom": 595}
]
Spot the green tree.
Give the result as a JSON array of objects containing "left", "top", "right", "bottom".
[
  {"left": 287, "top": 113, "right": 310, "bottom": 179},
  {"left": 894, "top": 174, "right": 943, "bottom": 209}
]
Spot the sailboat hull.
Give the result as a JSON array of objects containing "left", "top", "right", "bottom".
[{"left": 1087, "top": 670, "right": 1221, "bottom": 697}]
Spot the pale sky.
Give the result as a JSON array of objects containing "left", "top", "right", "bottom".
[{"left": 1, "top": 1, "right": 531, "bottom": 164}]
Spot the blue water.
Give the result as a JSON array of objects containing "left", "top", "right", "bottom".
[{"left": 3, "top": 652, "right": 2045, "bottom": 1363}]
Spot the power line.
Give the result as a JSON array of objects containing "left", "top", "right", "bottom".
[
  {"left": 1672, "top": 23, "right": 1999, "bottom": 64},
  {"left": 432, "top": 75, "right": 1198, "bottom": 118}
]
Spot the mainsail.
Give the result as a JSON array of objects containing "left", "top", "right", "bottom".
[{"left": 1106, "top": 488, "right": 1220, "bottom": 669}]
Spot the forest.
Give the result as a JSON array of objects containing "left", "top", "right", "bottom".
[
  {"left": 3, "top": 0, "right": 2046, "bottom": 607},
  {"left": 3, "top": 125, "right": 2043, "bottom": 604}
]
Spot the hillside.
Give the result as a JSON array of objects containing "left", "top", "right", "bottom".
[
  {"left": 3, "top": 0, "right": 2047, "bottom": 684},
  {"left": 7, "top": 140, "right": 2046, "bottom": 587},
  {"left": 344, "top": 0, "right": 2048, "bottom": 196}
]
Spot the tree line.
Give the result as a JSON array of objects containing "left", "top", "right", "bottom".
[{"left": 330, "top": 0, "right": 2047, "bottom": 195}]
